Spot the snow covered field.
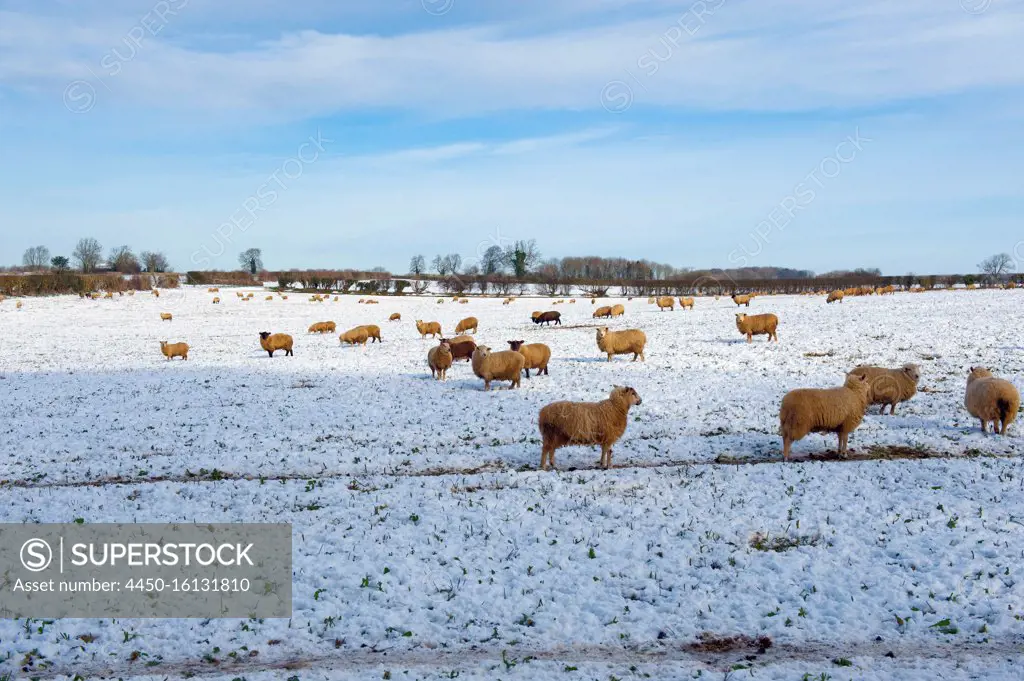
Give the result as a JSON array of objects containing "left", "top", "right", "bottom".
[{"left": 1, "top": 288, "right": 1022, "bottom": 680}]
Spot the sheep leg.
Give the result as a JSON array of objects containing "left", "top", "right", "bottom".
[
  {"left": 600, "top": 444, "right": 612, "bottom": 469},
  {"left": 782, "top": 438, "right": 792, "bottom": 462},
  {"left": 979, "top": 419, "right": 987, "bottom": 434},
  {"left": 838, "top": 432, "right": 849, "bottom": 458},
  {"left": 483, "top": 379, "right": 491, "bottom": 391},
  {"left": 889, "top": 402, "right": 898, "bottom": 415},
  {"left": 747, "top": 334, "right": 752, "bottom": 343},
  {"left": 267, "top": 350, "right": 274, "bottom": 358},
  {"left": 523, "top": 367, "right": 531, "bottom": 378}
]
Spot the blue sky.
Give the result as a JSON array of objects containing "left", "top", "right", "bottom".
[{"left": 1, "top": 0, "right": 1022, "bottom": 275}]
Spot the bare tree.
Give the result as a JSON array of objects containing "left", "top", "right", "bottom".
[
  {"left": 22, "top": 245, "right": 51, "bottom": 270},
  {"left": 979, "top": 253, "right": 1013, "bottom": 283},
  {"left": 409, "top": 255, "right": 426, "bottom": 277},
  {"left": 239, "top": 248, "right": 263, "bottom": 275},
  {"left": 109, "top": 245, "right": 142, "bottom": 273},
  {"left": 481, "top": 245, "right": 505, "bottom": 275},
  {"left": 141, "top": 251, "right": 171, "bottom": 272},
  {"left": 72, "top": 237, "right": 103, "bottom": 273}
]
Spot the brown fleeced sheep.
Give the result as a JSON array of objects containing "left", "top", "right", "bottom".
[
  {"left": 679, "top": 297, "right": 694, "bottom": 310},
  {"left": 415, "top": 320, "right": 442, "bottom": 339},
  {"left": 236, "top": 292, "right": 244, "bottom": 298},
  {"left": 389, "top": 313, "right": 401, "bottom": 321},
  {"left": 596, "top": 327, "right": 646, "bottom": 362},
  {"left": 159, "top": 341, "right": 189, "bottom": 361},
  {"left": 160, "top": 312, "right": 172, "bottom": 321},
  {"left": 259, "top": 332, "right": 294, "bottom": 357},
  {"left": 657, "top": 296, "right": 674, "bottom": 311},
  {"left": 104, "top": 291, "right": 114, "bottom": 299},
  {"left": 207, "top": 287, "right": 219, "bottom": 293},
  {"left": 531, "top": 310, "right": 542, "bottom": 321},
  {"left": 152, "top": 289, "right": 160, "bottom": 297},
  {"left": 965, "top": 367, "right": 1021, "bottom": 434},
  {"left": 847, "top": 364, "right": 921, "bottom": 414},
  {"left": 569, "top": 299, "right": 576, "bottom": 304},
  {"left": 539, "top": 386, "right": 643, "bottom": 470},
  {"left": 427, "top": 340, "right": 453, "bottom": 381},
  {"left": 366, "top": 299, "right": 378, "bottom": 305},
  {"left": 455, "top": 316, "right": 478, "bottom": 334},
  {"left": 359, "top": 324, "right": 382, "bottom": 343},
  {"left": 265, "top": 295, "right": 274, "bottom": 301},
  {"left": 732, "top": 294, "right": 751, "bottom": 307},
  {"left": 16, "top": 301, "right": 24, "bottom": 309},
  {"left": 593, "top": 305, "right": 613, "bottom": 319},
  {"left": 502, "top": 298, "right": 512, "bottom": 305},
  {"left": 735, "top": 313, "right": 778, "bottom": 343},
  {"left": 358, "top": 298, "right": 365, "bottom": 303},
  {"left": 779, "top": 373, "right": 872, "bottom": 461},
  {"left": 610, "top": 304, "right": 625, "bottom": 317},
  {"left": 212, "top": 297, "right": 221, "bottom": 304},
  {"left": 471, "top": 345, "right": 526, "bottom": 391},
  {"left": 445, "top": 335, "right": 477, "bottom": 362},
  {"left": 339, "top": 326, "right": 370, "bottom": 346},
  {"left": 532, "top": 311, "right": 561, "bottom": 326},
  {"left": 308, "top": 321, "right": 337, "bottom": 334},
  {"left": 459, "top": 298, "right": 469, "bottom": 304},
  {"left": 507, "top": 340, "right": 551, "bottom": 377},
  {"left": 826, "top": 290, "right": 844, "bottom": 304}
]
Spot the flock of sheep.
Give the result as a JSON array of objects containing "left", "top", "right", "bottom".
[{"left": 148, "top": 288, "right": 1023, "bottom": 470}]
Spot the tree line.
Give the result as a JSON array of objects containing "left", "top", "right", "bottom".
[{"left": 12, "top": 239, "right": 171, "bottom": 274}]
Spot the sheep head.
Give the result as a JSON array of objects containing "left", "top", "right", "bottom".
[
  {"left": 610, "top": 385, "right": 642, "bottom": 407},
  {"left": 507, "top": 340, "right": 525, "bottom": 351}
]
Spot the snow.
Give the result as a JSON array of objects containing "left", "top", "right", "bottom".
[{"left": 1, "top": 288, "right": 1022, "bottom": 680}]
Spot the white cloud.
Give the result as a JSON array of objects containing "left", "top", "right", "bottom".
[{"left": 1, "top": 0, "right": 1022, "bottom": 121}]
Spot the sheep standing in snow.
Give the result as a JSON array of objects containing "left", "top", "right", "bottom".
[
  {"left": 259, "top": 332, "right": 294, "bottom": 357},
  {"left": 610, "top": 304, "right": 625, "bottom": 317},
  {"left": 593, "top": 306, "right": 613, "bottom": 319},
  {"left": 160, "top": 312, "right": 172, "bottom": 321},
  {"left": 455, "top": 316, "right": 478, "bottom": 334},
  {"left": 732, "top": 294, "right": 751, "bottom": 307},
  {"left": 538, "top": 386, "right": 643, "bottom": 470},
  {"left": 416, "top": 320, "right": 442, "bottom": 339},
  {"left": 507, "top": 340, "right": 551, "bottom": 377},
  {"left": 427, "top": 340, "right": 453, "bottom": 381},
  {"left": 656, "top": 296, "right": 674, "bottom": 311},
  {"left": 159, "top": 341, "right": 189, "bottom": 361},
  {"left": 446, "top": 335, "right": 477, "bottom": 362},
  {"left": 826, "top": 290, "right": 844, "bottom": 304},
  {"left": 679, "top": 297, "right": 694, "bottom": 310},
  {"left": 471, "top": 345, "right": 525, "bottom": 391},
  {"left": 779, "top": 373, "right": 871, "bottom": 461},
  {"left": 847, "top": 364, "right": 920, "bottom": 414},
  {"left": 735, "top": 313, "right": 778, "bottom": 343},
  {"left": 339, "top": 327, "right": 370, "bottom": 346},
  {"left": 358, "top": 324, "right": 382, "bottom": 343},
  {"left": 965, "top": 367, "right": 1020, "bottom": 434},
  {"left": 389, "top": 313, "right": 401, "bottom": 321},
  {"left": 596, "top": 327, "right": 646, "bottom": 362}
]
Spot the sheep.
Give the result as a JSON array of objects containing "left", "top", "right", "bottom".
[
  {"left": 236, "top": 292, "right": 244, "bottom": 298},
  {"left": 427, "top": 340, "right": 454, "bottom": 380},
  {"left": 415, "top": 320, "right": 442, "bottom": 339},
  {"left": 735, "top": 313, "right": 778, "bottom": 343},
  {"left": 471, "top": 345, "right": 526, "bottom": 391},
  {"left": 104, "top": 291, "right": 113, "bottom": 299},
  {"left": 532, "top": 311, "right": 561, "bottom": 326},
  {"left": 265, "top": 295, "right": 274, "bottom": 301},
  {"left": 593, "top": 305, "right": 613, "bottom": 319},
  {"left": 847, "top": 364, "right": 921, "bottom": 414},
  {"left": 358, "top": 324, "right": 382, "bottom": 343},
  {"left": 507, "top": 340, "right": 551, "bottom": 377},
  {"left": 339, "top": 326, "right": 370, "bottom": 346},
  {"left": 437, "top": 298, "right": 444, "bottom": 304},
  {"left": 610, "top": 304, "right": 625, "bottom": 317},
  {"left": 591, "top": 298, "right": 597, "bottom": 305},
  {"left": 569, "top": 299, "right": 576, "bottom": 303},
  {"left": 779, "top": 373, "right": 872, "bottom": 461},
  {"left": 208, "top": 287, "right": 219, "bottom": 293},
  {"left": 389, "top": 312, "right": 401, "bottom": 321},
  {"left": 307, "top": 321, "right": 337, "bottom": 334},
  {"left": 531, "top": 310, "right": 542, "bottom": 320},
  {"left": 459, "top": 298, "right": 469, "bottom": 304},
  {"left": 455, "top": 316, "right": 479, "bottom": 334},
  {"left": 334, "top": 296, "right": 340, "bottom": 301},
  {"left": 366, "top": 299, "right": 379, "bottom": 305},
  {"left": 128, "top": 290, "right": 135, "bottom": 296},
  {"left": 212, "top": 297, "right": 221, "bottom": 304},
  {"left": 656, "top": 296, "right": 675, "bottom": 311},
  {"left": 539, "top": 386, "right": 643, "bottom": 470},
  {"left": 826, "top": 290, "right": 845, "bottom": 304},
  {"left": 596, "top": 327, "right": 646, "bottom": 362},
  {"left": 502, "top": 298, "right": 512, "bottom": 305},
  {"left": 258, "top": 332, "right": 294, "bottom": 357},
  {"left": 282, "top": 295, "right": 289, "bottom": 300},
  {"left": 16, "top": 301, "right": 24, "bottom": 309},
  {"left": 160, "top": 312, "right": 172, "bottom": 322},
  {"left": 159, "top": 340, "right": 189, "bottom": 361},
  {"left": 732, "top": 294, "right": 751, "bottom": 307},
  {"left": 679, "top": 297, "right": 694, "bottom": 310},
  {"left": 445, "top": 335, "right": 477, "bottom": 362},
  {"left": 965, "top": 367, "right": 1021, "bottom": 434},
  {"left": 358, "top": 298, "right": 365, "bottom": 303},
  {"left": 152, "top": 289, "right": 160, "bottom": 297}
]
